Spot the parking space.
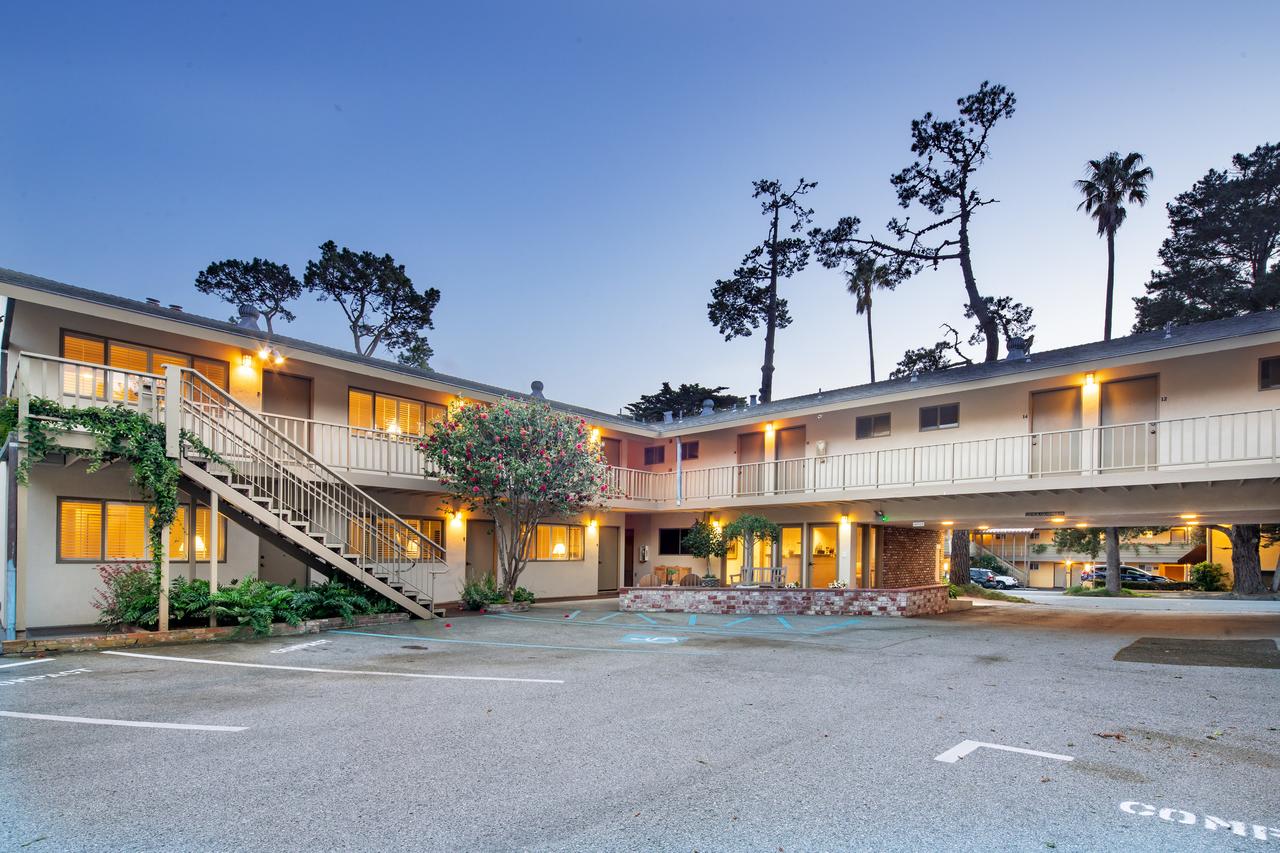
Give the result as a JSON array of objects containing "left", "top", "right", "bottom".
[{"left": 2, "top": 601, "right": 1279, "bottom": 851}]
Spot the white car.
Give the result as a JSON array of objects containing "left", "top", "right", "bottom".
[{"left": 990, "top": 573, "right": 1019, "bottom": 589}]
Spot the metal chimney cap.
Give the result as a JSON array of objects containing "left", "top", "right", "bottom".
[
  {"left": 236, "top": 303, "right": 262, "bottom": 330},
  {"left": 662, "top": 410, "right": 674, "bottom": 424},
  {"left": 530, "top": 380, "right": 545, "bottom": 399},
  {"left": 700, "top": 398, "right": 715, "bottom": 416}
]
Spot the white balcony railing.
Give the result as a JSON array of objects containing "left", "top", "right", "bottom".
[{"left": 13, "top": 352, "right": 1279, "bottom": 506}]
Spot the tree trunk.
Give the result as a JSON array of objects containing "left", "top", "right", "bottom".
[
  {"left": 1103, "top": 227, "right": 1116, "bottom": 341},
  {"left": 760, "top": 209, "right": 781, "bottom": 403},
  {"left": 1104, "top": 527, "right": 1121, "bottom": 593},
  {"left": 1228, "top": 524, "right": 1264, "bottom": 595},
  {"left": 949, "top": 528, "right": 971, "bottom": 587},
  {"left": 958, "top": 208, "right": 999, "bottom": 362},
  {"left": 865, "top": 300, "right": 876, "bottom": 383}
]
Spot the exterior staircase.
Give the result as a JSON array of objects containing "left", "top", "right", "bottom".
[
  {"left": 169, "top": 366, "right": 447, "bottom": 619},
  {"left": 973, "top": 543, "right": 1030, "bottom": 587}
]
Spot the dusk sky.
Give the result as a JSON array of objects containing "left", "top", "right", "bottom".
[{"left": 3, "top": 1, "right": 1278, "bottom": 413}]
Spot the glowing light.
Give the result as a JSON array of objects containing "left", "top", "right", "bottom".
[
  {"left": 449, "top": 511, "right": 463, "bottom": 528},
  {"left": 977, "top": 524, "right": 990, "bottom": 530},
  {"left": 941, "top": 520, "right": 955, "bottom": 527},
  {"left": 1179, "top": 513, "right": 1198, "bottom": 520},
  {"left": 1075, "top": 522, "right": 1088, "bottom": 529},
  {"left": 239, "top": 355, "right": 253, "bottom": 369},
  {"left": 257, "top": 346, "right": 271, "bottom": 360},
  {"left": 385, "top": 420, "right": 401, "bottom": 435},
  {"left": 764, "top": 422, "right": 775, "bottom": 434},
  {"left": 272, "top": 352, "right": 285, "bottom": 366},
  {"left": 590, "top": 427, "right": 601, "bottom": 443},
  {"left": 587, "top": 517, "right": 598, "bottom": 530},
  {"left": 1084, "top": 372, "right": 1096, "bottom": 387},
  {"left": 552, "top": 542, "right": 567, "bottom": 556},
  {"left": 194, "top": 535, "right": 205, "bottom": 553},
  {"left": 710, "top": 519, "right": 721, "bottom": 529},
  {"left": 839, "top": 514, "right": 850, "bottom": 525},
  {"left": 1050, "top": 516, "right": 1067, "bottom": 524}
]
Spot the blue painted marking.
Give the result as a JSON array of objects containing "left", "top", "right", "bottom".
[
  {"left": 330, "top": 629, "right": 711, "bottom": 655},
  {"left": 566, "top": 610, "right": 581, "bottom": 620},
  {"left": 620, "top": 634, "right": 686, "bottom": 645},
  {"left": 776, "top": 616, "right": 794, "bottom": 631},
  {"left": 813, "top": 618, "right": 863, "bottom": 632},
  {"left": 593, "top": 612, "right": 622, "bottom": 623},
  {"left": 722, "top": 616, "right": 754, "bottom": 628},
  {"left": 688, "top": 615, "right": 697, "bottom": 626},
  {"left": 635, "top": 613, "right": 658, "bottom": 625}
]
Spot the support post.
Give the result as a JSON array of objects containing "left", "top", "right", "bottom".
[
  {"left": 4, "top": 441, "right": 17, "bottom": 641},
  {"left": 674, "top": 437, "right": 683, "bottom": 506},
  {"left": 208, "top": 491, "right": 219, "bottom": 627},
  {"left": 163, "top": 364, "right": 183, "bottom": 459},
  {"left": 158, "top": 523, "right": 170, "bottom": 632}
]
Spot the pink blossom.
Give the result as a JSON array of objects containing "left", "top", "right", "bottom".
[{"left": 473, "top": 486, "right": 480, "bottom": 494}]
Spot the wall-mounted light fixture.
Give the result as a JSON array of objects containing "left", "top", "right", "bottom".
[
  {"left": 839, "top": 514, "right": 850, "bottom": 526},
  {"left": 257, "top": 345, "right": 271, "bottom": 361},
  {"left": 240, "top": 354, "right": 254, "bottom": 370},
  {"left": 450, "top": 511, "right": 463, "bottom": 528},
  {"left": 1179, "top": 513, "right": 1198, "bottom": 520},
  {"left": 941, "top": 520, "right": 955, "bottom": 527},
  {"left": 1075, "top": 522, "right": 1088, "bottom": 528},
  {"left": 587, "top": 517, "right": 598, "bottom": 530},
  {"left": 1084, "top": 372, "right": 1096, "bottom": 387},
  {"left": 1050, "top": 516, "right": 1067, "bottom": 524}
]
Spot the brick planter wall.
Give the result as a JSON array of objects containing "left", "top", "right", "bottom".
[
  {"left": 879, "top": 527, "right": 941, "bottom": 588},
  {"left": 1, "top": 612, "right": 411, "bottom": 657},
  {"left": 618, "top": 585, "right": 948, "bottom": 617}
]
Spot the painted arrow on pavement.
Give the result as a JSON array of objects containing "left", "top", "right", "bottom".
[{"left": 935, "top": 740, "right": 1074, "bottom": 764}]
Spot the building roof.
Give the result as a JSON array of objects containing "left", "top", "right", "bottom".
[
  {"left": 0, "top": 266, "right": 643, "bottom": 430},
  {"left": 3, "top": 265, "right": 1279, "bottom": 438}
]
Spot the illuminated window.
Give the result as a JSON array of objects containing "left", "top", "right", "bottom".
[
  {"left": 59, "top": 331, "right": 229, "bottom": 389},
  {"left": 193, "top": 358, "right": 228, "bottom": 388},
  {"left": 105, "top": 502, "right": 148, "bottom": 560},
  {"left": 528, "top": 524, "right": 584, "bottom": 561},
  {"left": 58, "top": 500, "right": 103, "bottom": 560},
  {"left": 349, "top": 389, "right": 445, "bottom": 434},
  {"left": 348, "top": 515, "right": 444, "bottom": 561},
  {"left": 194, "top": 506, "right": 228, "bottom": 562}
]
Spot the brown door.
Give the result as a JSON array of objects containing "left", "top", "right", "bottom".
[
  {"left": 1029, "top": 387, "right": 1082, "bottom": 475},
  {"left": 737, "top": 432, "right": 766, "bottom": 495},
  {"left": 465, "top": 520, "right": 496, "bottom": 584},
  {"left": 602, "top": 438, "right": 622, "bottom": 468},
  {"left": 623, "top": 529, "right": 635, "bottom": 586},
  {"left": 597, "top": 526, "right": 620, "bottom": 592},
  {"left": 775, "top": 426, "right": 806, "bottom": 492},
  {"left": 1101, "top": 376, "right": 1158, "bottom": 469},
  {"left": 262, "top": 370, "right": 313, "bottom": 449}
]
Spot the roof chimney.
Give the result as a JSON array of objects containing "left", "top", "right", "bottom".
[
  {"left": 236, "top": 304, "right": 261, "bottom": 330},
  {"left": 1006, "top": 336, "right": 1030, "bottom": 360},
  {"left": 662, "top": 410, "right": 674, "bottom": 424},
  {"left": 749, "top": 394, "right": 758, "bottom": 407},
  {"left": 530, "top": 380, "right": 545, "bottom": 400},
  {"left": 146, "top": 298, "right": 161, "bottom": 306},
  {"left": 700, "top": 398, "right": 715, "bottom": 416},
  {"left": 168, "top": 304, "right": 183, "bottom": 312}
]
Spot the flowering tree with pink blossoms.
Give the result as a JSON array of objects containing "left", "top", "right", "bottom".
[{"left": 419, "top": 398, "right": 608, "bottom": 601}]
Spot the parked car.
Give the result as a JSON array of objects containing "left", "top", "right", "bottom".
[
  {"left": 969, "top": 568, "right": 998, "bottom": 588},
  {"left": 1083, "top": 565, "right": 1173, "bottom": 585},
  {"left": 988, "top": 572, "right": 1020, "bottom": 590}
]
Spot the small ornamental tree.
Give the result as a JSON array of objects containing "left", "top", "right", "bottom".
[
  {"left": 722, "top": 514, "right": 782, "bottom": 576},
  {"left": 682, "top": 520, "right": 728, "bottom": 578},
  {"left": 419, "top": 398, "right": 607, "bottom": 602}
]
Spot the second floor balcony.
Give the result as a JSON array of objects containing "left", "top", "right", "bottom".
[{"left": 13, "top": 351, "right": 1280, "bottom": 509}]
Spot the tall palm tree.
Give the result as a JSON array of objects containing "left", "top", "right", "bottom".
[
  {"left": 846, "top": 257, "right": 898, "bottom": 382},
  {"left": 1076, "top": 152, "right": 1154, "bottom": 340}
]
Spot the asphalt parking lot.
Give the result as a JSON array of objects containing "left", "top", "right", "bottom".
[{"left": 2, "top": 601, "right": 1279, "bottom": 852}]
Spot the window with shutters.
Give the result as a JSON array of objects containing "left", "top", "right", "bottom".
[
  {"left": 59, "top": 331, "right": 229, "bottom": 389},
  {"left": 58, "top": 498, "right": 228, "bottom": 562},
  {"left": 58, "top": 500, "right": 103, "bottom": 560},
  {"left": 105, "top": 502, "right": 148, "bottom": 560},
  {"left": 527, "top": 524, "right": 584, "bottom": 560},
  {"left": 349, "top": 388, "right": 445, "bottom": 434}
]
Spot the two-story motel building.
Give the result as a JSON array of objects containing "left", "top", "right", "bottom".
[{"left": 2, "top": 267, "right": 1279, "bottom": 632}]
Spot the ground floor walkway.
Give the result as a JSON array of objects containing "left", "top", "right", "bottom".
[{"left": 1015, "top": 588, "right": 1280, "bottom": 614}]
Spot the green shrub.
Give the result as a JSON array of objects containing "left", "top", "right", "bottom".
[
  {"left": 972, "top": 554, "right": 1003, "bottom": 572},
  {"left": 209, "top": 578, "right": 301, "bottom": 635},
  {"left": 460, "top": 575, "right": 504, "bottom": 609},
  {"left": 1190, "top": 561, "right": 1226, "bottom": 591},
  {"left": 512, "top": 586, "right": 536, "bottom": 603},
  {"left": 1122, "top": 581, "right": 1196, "bottom": 591},
  {"left": 169, "top": 577, "right": 212, "bottom": 621},
  {"left": 92, "top": 563, "right": 160, "bottom": 630},
  {"left": 947, "top": 583, "right": 961, "bottom": 599}
]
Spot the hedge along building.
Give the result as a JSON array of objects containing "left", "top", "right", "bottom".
[{"left": 1, "top": 267, "right": 1279, "bottom": 631}]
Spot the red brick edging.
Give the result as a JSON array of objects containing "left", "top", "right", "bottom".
[
  {"left": 618, "top": 585, "right": 948, "bottom": 617},
  {"left": 1, "top": 612, "right": 411, "bottom": 657}
]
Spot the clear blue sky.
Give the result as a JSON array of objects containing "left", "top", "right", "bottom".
[{"left": 3, "top": 1, "right": 1278, "bottom": 412}]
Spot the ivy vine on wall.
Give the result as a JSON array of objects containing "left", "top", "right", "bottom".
[{"left": 0, "top": 396, "right": 220, "bottom": 572}]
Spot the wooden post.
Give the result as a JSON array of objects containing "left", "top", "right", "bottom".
[
  {"left": 208, "top": 491, "right": 219, "bottom": 627},
  {"left": 158, "top": 523, "right": 170, "bottom": 632}
]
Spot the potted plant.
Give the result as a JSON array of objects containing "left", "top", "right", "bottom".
[
  {"left": 663, "top": 567, "right": 678, "bottom": 586},
  {"left": 682, "top": 520, "right": 728, "bottom": 586}
]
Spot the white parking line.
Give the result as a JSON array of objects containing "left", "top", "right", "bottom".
[
  {"left": 270, "top": 639, "right": 330, "bottom": 654},
  {"left": 101, "top": 650, "right": 564, "bottom": 684},
  {"left": 935, "top": 739, "right": 1074, "bottom": 764},
  {"left": 0, "top": 710, "right": 246, "bottom": 732},
  {"left": 0, "top": 658, "right": 57, "bottom": 669}
]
